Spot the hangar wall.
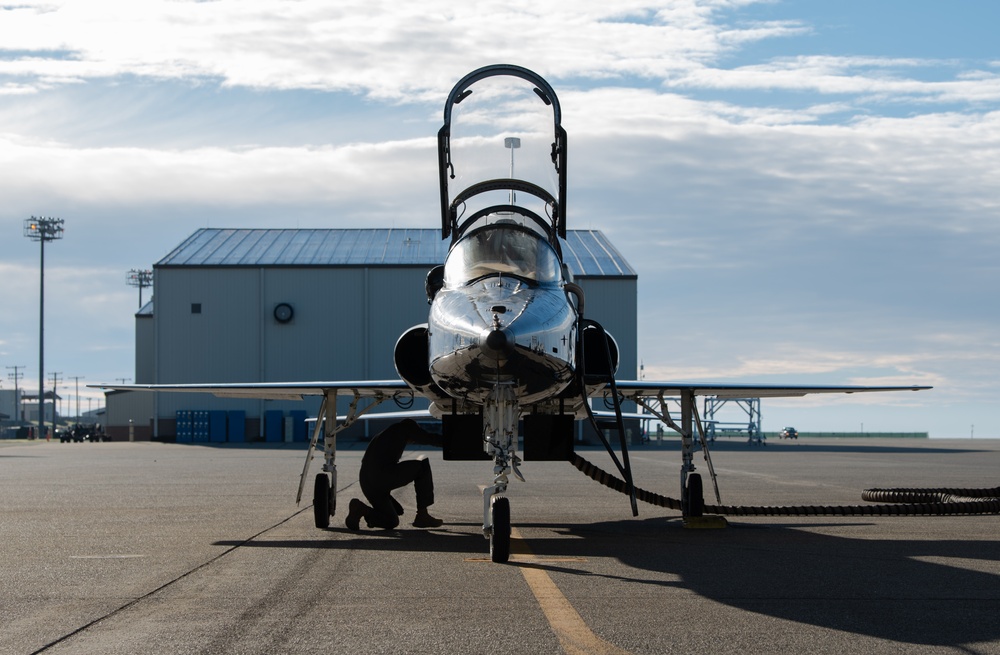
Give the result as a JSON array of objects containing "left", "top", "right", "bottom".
[
  {"left": 135, "top": 304, "right": 153, "bottom": 384},
  {"left": 150, "top": 265, "right": 435, "bottom": 429},
  {"left": 574, "top": 277, "right": 639, "bottom": 380}
]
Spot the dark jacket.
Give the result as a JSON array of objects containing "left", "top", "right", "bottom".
[{"left": 361, "top": 419, "right": 443, "bottom": 471}]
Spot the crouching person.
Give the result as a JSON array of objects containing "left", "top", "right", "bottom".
[{"left": 346, "top": 419, "right": 444, "bottom": 530}]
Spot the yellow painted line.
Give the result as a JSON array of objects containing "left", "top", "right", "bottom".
[{"left": 510, "top": 527, "right": 632, "bottom": 655}]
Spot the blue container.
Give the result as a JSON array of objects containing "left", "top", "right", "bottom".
[
  {"left": 289, "top": 410, "right": 308, "bottom": 442},
  {"left": 227, "top": 411, "right": 246, "bottom": 443},
  {"left": 192, "top": 410, "right": 210, "bottom": 442},
  {"left": 176, "top": 410, "right": 193, "bottom": 443},
  {"left": 264, "top": 409, "right": 284, "bottom": 443},
  {"left": 208, "top": 411, "right": 227, "bottom": 442}
]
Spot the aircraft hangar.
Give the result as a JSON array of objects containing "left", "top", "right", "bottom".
[{"left": 105, "top": 227, "right": 637, "bottom": 442}]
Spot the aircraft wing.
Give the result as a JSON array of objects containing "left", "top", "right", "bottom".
[
  {"left": 94, "top": 379, "right": 931, "bottom": 402},
  {"left": 604, "top": 381, "right": 931, "bottom": 399},
  {"left": 92, "top": 380, "right": 411, "bottom": 401}
]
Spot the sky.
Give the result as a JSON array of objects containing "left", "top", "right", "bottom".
[{"left": 1, "top": 0, "right": 998, "bottom": 437}]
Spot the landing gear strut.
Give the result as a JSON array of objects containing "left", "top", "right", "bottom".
[{"left": 482, "top": 383, "right": 520, "bottom": 563}]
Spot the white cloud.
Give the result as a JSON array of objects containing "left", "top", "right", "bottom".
[
  {"left": 670, "top": 56, "right": 1000, "bottom": 105},
  {"left": 0, "top": 133, "right": 440, "bottom": 214},
  {"left": 0, "top": 1, "right": 831, "bottom": 98}
]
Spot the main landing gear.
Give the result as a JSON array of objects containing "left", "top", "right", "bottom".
[
  {"left": 684, "top": 472, "right": 704, "bottom": 518},
  {"left": 682, "top": 467, "right": 727, "bottom": 528},
  {"left": 314, "top": 472, "right": 335, "bottom": 529}
]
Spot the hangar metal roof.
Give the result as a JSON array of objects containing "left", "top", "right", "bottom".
[{"left": 157, "top": 228, "right": 636, "bottom": 278}]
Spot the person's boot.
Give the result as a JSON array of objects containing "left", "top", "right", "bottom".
[
  {"left": 390, "top": 495, "right": 404, "bottom": 516},
  {"left": 345, "top": 498, "right": 370, "bottom": 531},
  {"left": 412, "top": 507, "right": 443, "bottom": 528}
]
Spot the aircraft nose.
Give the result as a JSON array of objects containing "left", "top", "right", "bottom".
[{"left": 480, "top": 327, "right": 514, "bottom": 359}]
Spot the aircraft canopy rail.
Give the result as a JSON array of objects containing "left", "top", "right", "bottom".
[
  {"left": 447, "top": 179, "right": 559, "bottom": 242},
  {"left": 438, "top": 64, "right": 567, "bottom": 241}
]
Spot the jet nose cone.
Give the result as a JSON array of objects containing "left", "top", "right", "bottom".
[
  {"left": 480, "top": 327, "right": 514, "bottom": 359},
  {"left": 485, "top": 328, "right": 508, "bottom": 352}
]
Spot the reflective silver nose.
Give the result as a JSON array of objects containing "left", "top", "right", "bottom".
[{"left": 480, "top": 327, "right": 514, "bottom": 359}]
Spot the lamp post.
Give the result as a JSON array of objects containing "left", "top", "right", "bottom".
[
  {"left": 24, "top": 216, "right": 64, "bottom": 441},
  {"left": 69, "top": 375, "right": 84, "bottom": 422},
  {"left": 126, "top": 269, "right": 153, "bottom": 309},
  {"left": 504, "top": 136, "right": 520, "bottom": 203},
  {"left": 50, "top": 371, "right": 61, "bottom": 439},
  {"left": 6, "top": 365, "right": 25, "bottom": 422}
]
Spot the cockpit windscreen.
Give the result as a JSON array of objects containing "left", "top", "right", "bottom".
[{"left": 444, "top": 225, "right": 561, "bottom": 287}]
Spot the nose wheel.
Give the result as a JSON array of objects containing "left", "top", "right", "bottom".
[
  {"left": 489, "top": 496, "right": 511, "bottom": 563},
  {"left": 482, "top": 383, "right": 517, "bottom": 563}
]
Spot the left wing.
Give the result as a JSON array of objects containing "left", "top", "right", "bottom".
[{"left": 91, "top": 380, "right": 411, "bottom": 401}]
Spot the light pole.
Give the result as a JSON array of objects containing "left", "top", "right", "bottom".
[
  {"left": 50, "top": 371, "right": 61, "bottom": 438},
  {"left": 24, "top": 216, "right": 64, "bottom": 440},
  {"left": 6, "top": 365, "right": 25, "bottom": 422},
  {"left": 504, "top": 136, "right": 520, "bottom": 203},
  {"left": 69, "top": 375, "right": 84, "bottom": 422},
  {"left": 126, "top": 269, "right": 153, "bottom": 309}
]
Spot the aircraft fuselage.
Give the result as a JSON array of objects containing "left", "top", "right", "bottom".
[
  {"left": 428, "top": 265, "right": 576, "bottom": 405},
  {"left": 428, "top": 219, "right": 577, "bottom": 404}
]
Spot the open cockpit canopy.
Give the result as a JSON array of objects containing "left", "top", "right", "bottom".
[{"left": 438, "top": 64, "right": 567, "bottom": 244}]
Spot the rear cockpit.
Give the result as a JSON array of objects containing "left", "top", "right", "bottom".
[{"left": 443, "top": 222, "right": 562, "bottom": 288}]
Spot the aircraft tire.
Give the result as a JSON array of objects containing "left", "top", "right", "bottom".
[
  {"left": 686, "top": 473, "right": 704, "bottom": 517},
  {"left": 313, "top": 473, "right": 331, "bottom": 529},
  {"left": 490, "top": 497, "right": 511, "bottom": 563}
]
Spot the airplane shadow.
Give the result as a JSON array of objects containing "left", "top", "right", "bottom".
[
  {"left": 217, "top": 516, "right": 1000, "bottom": 648},
  {"left": 523, "top": 517, "right": 1000, "bottom": 649}
]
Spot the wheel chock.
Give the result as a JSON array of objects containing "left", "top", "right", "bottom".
[{"left": 683, "top": 515, "right": 729, "bottom": 529}]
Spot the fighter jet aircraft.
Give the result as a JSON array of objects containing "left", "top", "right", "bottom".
[{"left": 95, "top": 65, "right": 929, "bottom": 562}]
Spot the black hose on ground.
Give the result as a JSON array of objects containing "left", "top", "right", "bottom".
[{"left": 571, "top": 454, "right": 1000, "bottom": 517}]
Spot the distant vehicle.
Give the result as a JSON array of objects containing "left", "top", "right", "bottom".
[
  {"left": 60, "top": 423, "right": 109, "bottom": 443},
  {"left": 780, "top": 427, "right": 799, "bottom": 439},
  {"left": 57, "top": 427, "right": 79, "bottom": 443}
]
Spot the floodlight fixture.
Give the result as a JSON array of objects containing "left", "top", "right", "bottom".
[
  {"left": 24, "top": 216, "right": 65, "bottom": 242},
  {"left": 127, "top": 268, "right": 154, "bottom": 308}
]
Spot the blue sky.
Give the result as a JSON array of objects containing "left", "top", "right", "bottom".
[{"left": 1, "top": 1, "right": 997, "bottom": 437}]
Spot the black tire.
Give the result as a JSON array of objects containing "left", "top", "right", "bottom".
[
  {"left": 685, "top": 473, "right": 705, "bottom": 518},
  {"left": 313, "top": 473, "right": 331, "bottom": 529},
  {"left": 490, "top": 497, "right": 511, "bottom": 563}
]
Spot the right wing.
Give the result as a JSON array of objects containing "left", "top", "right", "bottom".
[{"left": 605, "top": 380, "right": 932, "bottom": 400}]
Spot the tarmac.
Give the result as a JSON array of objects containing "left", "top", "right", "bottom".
[{"left": 2, "top": 436, "right": 999, "bottom": 655}]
